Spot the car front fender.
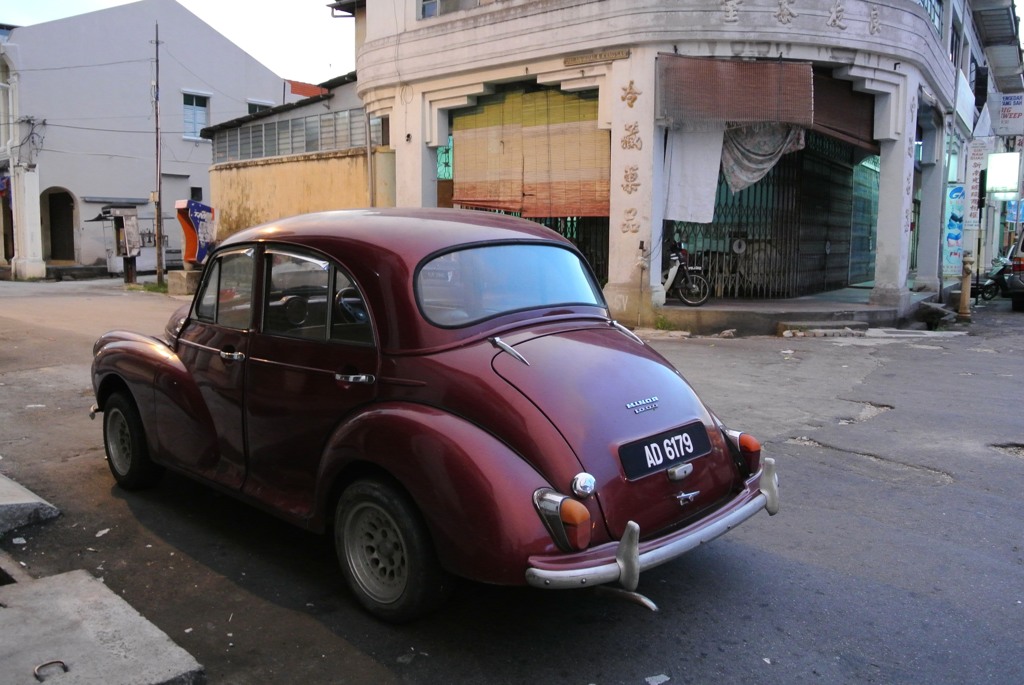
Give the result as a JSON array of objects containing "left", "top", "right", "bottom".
[
  {"left": 92, "top": 331, "right": 214, "bottom": 468},
  {"left": 92, "top": 331, "right": 172, "bottom": 419},
  {"left": 316, "top": 402, "right": 559, "bottom": 586}
]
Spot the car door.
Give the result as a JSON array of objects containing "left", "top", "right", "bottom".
[
  {"left": 167, "top": 247, "right": 255, "bottom": 490},
  {"left": 242, "top": 248, "right": 379, "bottom": 521}
]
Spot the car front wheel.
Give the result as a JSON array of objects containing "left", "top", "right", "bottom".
[
  {"left": 102, "top": 392, "right": 162, "bottom": 490},
  {"left": 335, "top": 479, "right": 451, "bottom": 622}
]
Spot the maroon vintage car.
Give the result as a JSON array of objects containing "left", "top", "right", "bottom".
[{"left": 91, "top": 208, "right": 778, "bottom": 622}]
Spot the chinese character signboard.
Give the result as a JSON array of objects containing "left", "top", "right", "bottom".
[
  {"left": 965, "top": 139, "right": 993, "bottom": 230},
  {"left": 992, "top": 94, "right": 1024, "bottom": 136}
]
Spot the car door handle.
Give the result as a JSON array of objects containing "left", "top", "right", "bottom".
[
  {"left": 335, "top": 373, "right": 375, "bottom": 384},
  {"left": 219, "top": 350, "right": 245, "bottom": 362}
]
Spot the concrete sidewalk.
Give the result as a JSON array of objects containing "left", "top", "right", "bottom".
[{"left": 0, "top": 479, "right": 204, "bottom": 684}]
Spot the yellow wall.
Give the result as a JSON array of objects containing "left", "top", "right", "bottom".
[{"left": 209, "top": 148, "right": 396, "bottom": 239}]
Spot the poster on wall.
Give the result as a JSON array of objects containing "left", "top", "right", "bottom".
[{"left": 943, "top": 184, "right": 965, "bottom": 280}]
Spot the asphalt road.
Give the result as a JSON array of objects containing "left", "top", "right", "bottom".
[{"left": 1, "top": 279, "right": 1022, "bottom": 684}]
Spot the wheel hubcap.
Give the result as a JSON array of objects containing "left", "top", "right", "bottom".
[
  {"left": 106, "top": 409, "right": 132, "bottom": 475},
  {"left": 344, "top": 502, "right": 408, "bottom": 604}
]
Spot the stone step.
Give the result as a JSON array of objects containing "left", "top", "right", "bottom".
[{"left": 776, "top": 320, "right": 869, "bottom": 337}]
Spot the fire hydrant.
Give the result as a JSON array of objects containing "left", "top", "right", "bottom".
[{"left": 958, "top": 251, "right": 974, "bottom": 322}]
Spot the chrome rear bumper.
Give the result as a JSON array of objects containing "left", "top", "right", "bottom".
[{"left": 525, "top": 458, "right": 778, "bottom": 591}]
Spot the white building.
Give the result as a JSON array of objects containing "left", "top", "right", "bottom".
[
  {"left": 331, "top": 0, "right": 1022, "bottom": 323},
  {"left": 0, "top": 0, "right": 304, "bottom": 279}
]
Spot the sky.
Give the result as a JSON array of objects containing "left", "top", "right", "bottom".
[{"left": 0, "top": 0, "right": 355, "bottom": 84}]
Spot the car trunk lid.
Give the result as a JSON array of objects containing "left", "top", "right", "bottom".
[{"left": 491, "top": 325, "right": 740, "bottom": 539}]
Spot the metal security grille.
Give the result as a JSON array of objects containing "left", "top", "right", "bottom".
[
  {"left": 670, "top": 155, "right": 800, "bottom": 299},
  {"left": 850, "top": 157, "right": 880, "bottom": 284},
  {"left": 671, "top": 131, "right": 864, "bottom": 299},
  {"left": 532, "top": 216, "right": 609, "bottom": 285},
  {"left": 457, "top": 209, "right": 609, "bottom": 284}
]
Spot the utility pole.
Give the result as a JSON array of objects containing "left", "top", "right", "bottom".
[{"left": 153, "top": 22, "right": 165, "bottom": 286}]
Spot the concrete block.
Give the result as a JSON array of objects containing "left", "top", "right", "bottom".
[
  {"left": 0, "top": 570, "right": 204, "bottom": 684},
  {"left": 776, "top": 320, "right": 869, "bottom": 337},
  {"left": 167, "top": 270, "right": 202, "bottom": 297},
  {"left": 0, "top": 475, "right": 59, "bottom": 536}
]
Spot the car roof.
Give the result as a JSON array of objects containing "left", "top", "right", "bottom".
[
  {"left": 221, "top": 208, "right": 572, "bottom": 260},
  {"left": 217, "top": 208, "right": 603, "bottom": 352}
]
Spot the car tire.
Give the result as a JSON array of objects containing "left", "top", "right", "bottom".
[
  {"left": 102, "top": 392, "right": 162, "bottom": 490},
  {"left": 1012, "top": 296, "right": 1024, "bottom": 312},
  {"left": 335, "top": 479, "right": 452, "bottom": 622}
]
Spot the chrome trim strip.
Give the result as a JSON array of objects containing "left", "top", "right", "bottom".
[
  {"left": 610, "top": 320, "right": 644, "bottom": 345},
  {"left": 490, "top": 336, "right": 530, "bottom": 366},
  {"left": 525, "top": 493, "right": 768, "bottom": 590}
]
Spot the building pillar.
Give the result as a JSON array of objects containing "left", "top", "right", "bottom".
[
  {"left": 603, "top": 52, "right": 659, "bottom": 324},
  {"left": 11, "top": 164, "right": 45, "bottom": 280},
  {"left": 393, "top": 88, "right": 438, "bottom": 208},
  {"left": 869, "top": 74, "right": 919, "bottom": 314},
  {"left": 915, "top": 115, "right": 944, "bottom": 292}
]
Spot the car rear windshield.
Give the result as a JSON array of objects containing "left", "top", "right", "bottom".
[{"left": 417, "top": 243, "right": 604, "bottom": 327}]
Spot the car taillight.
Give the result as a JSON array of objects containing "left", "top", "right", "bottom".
[
  {"left": 739, "top": 433, "right": 762, "bottom": 475},
  {"left": 533, "top": 489, "right": 593, "bottom": 552},
  {"left": 723, "top": 428, "right": 762, "bottom": 475},
  {"left": 1012, "top": 257, "right": 1024, "bottom": 275}
]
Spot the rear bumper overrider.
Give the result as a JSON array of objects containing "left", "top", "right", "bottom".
[{"left": 525, "top": 458, "right": 779, "bottom": 591}]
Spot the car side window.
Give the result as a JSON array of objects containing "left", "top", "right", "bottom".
[
  {"left": 331, "top": 269, "right": 372, "bottom": 345},
  {"left": 264, "top": 251, "right": 331, "bottom": 340},
  {"left": 262, "top": 250, "right": 372, "bottom": 345},
  {"left": 194, "top": 249, "right": 255, "bottom": 329}
]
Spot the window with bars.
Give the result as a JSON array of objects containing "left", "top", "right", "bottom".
[
  {"left": 183, "top": 93, "right": 209, "bottom": 138},
  {"left": 211, "top": 108, "right": 383, "bottom": 163}
]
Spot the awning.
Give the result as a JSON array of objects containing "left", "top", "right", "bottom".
[{"left": 656, "top": 55, "right": 814, "bottom": 131}]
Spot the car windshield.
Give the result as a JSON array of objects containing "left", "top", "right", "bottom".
[{"left": 417, "top": 243, "right": 604, "bottom": 326}]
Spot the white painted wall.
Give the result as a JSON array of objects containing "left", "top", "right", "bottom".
[{"left": 2, "top": 0, "right": 299, "bottom": 272}]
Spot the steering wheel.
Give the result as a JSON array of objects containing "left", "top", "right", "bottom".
[
  {"left": 335, "top": 287, "right": 368, "bottom": 324},
  {"left": 282, "top": 295, "right": 308, "bottom": 326}
]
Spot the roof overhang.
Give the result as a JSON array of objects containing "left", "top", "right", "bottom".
[
  {"left": 328, "top": 1, "right": 364, "bottom": 18},
  {"left": 972, "top": 0, "right": 1024, "bottom": 93}
]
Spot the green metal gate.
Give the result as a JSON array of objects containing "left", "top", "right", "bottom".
[{"left": 671, "top": 131, "right": 870, "bottom": 299}]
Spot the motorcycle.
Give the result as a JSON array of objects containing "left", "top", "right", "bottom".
[
  {"left": 663, "top": 238, "right": 710, "bottom": 307},
  {"left": 980, "top": 254, "right": 1012, "bottom": 300}
]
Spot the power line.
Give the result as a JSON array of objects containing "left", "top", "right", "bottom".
[{"left": 14, "top": 58, "right": 149, "bottom": 72}]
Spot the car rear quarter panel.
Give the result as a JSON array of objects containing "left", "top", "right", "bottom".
[{"left": 315, "top": 402, "right": 567, "bottom": 586}]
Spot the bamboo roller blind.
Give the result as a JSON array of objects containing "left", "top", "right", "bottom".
[{"left": 453, "top": 87, "right": 611, "bottom": 217}]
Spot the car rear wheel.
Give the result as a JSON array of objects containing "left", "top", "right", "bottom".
[
  {"left": 335, "top": 479, "right": 451, "bottom": 622},
  {"left": 1013, "top": 296, "right": 1024, "bottom": 312},
  {"left": 102, "top": 392, "right": 162, "bottom": 490}
]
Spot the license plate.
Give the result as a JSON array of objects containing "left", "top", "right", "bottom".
[{"left": 618, "top": 422, "right": 712, "bottom": 481}]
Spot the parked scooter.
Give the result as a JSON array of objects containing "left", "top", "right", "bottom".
[
  {"left": 663, "top": 238, "right": 710, "bottom": 307},
  {"left": 980, "top": 254, "right": 1013, "bottom": 300}
]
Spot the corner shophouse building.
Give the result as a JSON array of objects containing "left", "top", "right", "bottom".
[{"left": 332, "top": 0, "right": 1023, "bottom": 326}]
